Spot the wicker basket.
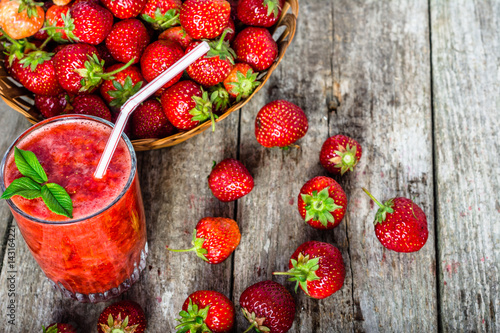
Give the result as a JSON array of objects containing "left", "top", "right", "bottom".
[{"left": 0, "top": 0, "right": 298, "bottom": 151}]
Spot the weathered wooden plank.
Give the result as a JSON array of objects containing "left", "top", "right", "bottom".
[
  {"left": 430, "top": 1, "right": 500, "bottom": 331},
  {"left": 0, "top": 105, "right": 239, "bottom": 331},
  {"left": 0, "top": 100, "right": 29, "bottom": 268},
  {"left": 331, "top": 0, "right": 437, "bottom": 332},
  {"left": 233, "top": 1, "right": 355, "bottom": 332}
]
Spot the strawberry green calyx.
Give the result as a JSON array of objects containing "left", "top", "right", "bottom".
[
  {"left": 190, "top": 90, "right": 218, "bottom": 132},
  {"left": 205, "top": 29, "right": 236, "bottom": 64},
  {"left": 263, "top": 0, "right": 281, "bottom": 18},
  {"left": 167, "top": 229, "right": 209, "bottom": 262},
  {"left": 175, "top": 298, "right": 211, "bottom": 333},
  {"left": 18, "top": 50, "right": 53, "bottom": 71},
  {"left": 44, "top": 11, "right": 79, "bottom": 43},
  {"left": 18, "top": 0, "right": 43, "bottom": 18},
  {"left": 301, "top": 187, "right": 342, "bottom": 227},
  {"left": 142, "top": 8, "right": 180, "bottom": 30},
  {"left": 99, "top": 313, "right": 139, "bottom": 333},
  {"left": 74, "top": 55, "right": 134, "bottom": 93},
  {"left": 362, "top": 188, "right": 394, "bottom": 225},
  {"left": 228, "top": 69, "right": 260, "bottom": 102},
  {"left": 1, "top": 35, "right": 38, "bottom": 66},
  {"left": 329, "top": 143, "right": 358, "bottom": 175},
  {"left": 208, "top": 84, "right": 231, "bottom": 113},
  {"left": 273, "top": 253, "right": 320, "bottom": 295},
  {"left": 242, "top": 308, "right": 270, "bottom": 333},
  {"left": 108, "top": 76, "right": 143, "bottom": 107}
]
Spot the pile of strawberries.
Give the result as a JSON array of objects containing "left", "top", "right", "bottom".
[{"left": 1, "top": 0, "right": 284, "bottom": 140}]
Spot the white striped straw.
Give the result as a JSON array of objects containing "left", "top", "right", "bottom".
[{"left": 94, "top": 41, "right": 210, "bottom": 179}]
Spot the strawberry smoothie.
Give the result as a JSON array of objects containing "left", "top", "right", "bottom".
[{"left": 0, "top": 115, "right": 147, "bottom": 303}]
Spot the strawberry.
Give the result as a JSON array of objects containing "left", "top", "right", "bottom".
[
  {"left": 42, "top": 323, "right": 77, "bottom": 332},
  {"left": 45, "top": 1, "right": 113, "bottom": 45},
  {"left": 158, "top": 26, "right": 192, "bottom": 50},
  {"left": 12, "top": 51, "right": 63, "bottom": 96},
  {"left": 131, "top": 99, "right": 176, "bottom": 139},
  {"left": 237, "top": 0, "right": 284, "bottom": 27},
  {"left": 207, "top": 83, "right": 231, "bottom": 114},
  {"left": 240, "top": 280, "right": 295, "bottom": 333},
  {"left": 140, "top": 0, "right": 181, "bottom": 30},
  {"left": 2, "top": 37, "right": 38, "bottom": 79},
  {"left": 53, "top": 43, "right": 133, "bottom": 94},
  {"left": 97, "top": 300, "right": 147, "bottom": 333},
  {"left": 160, "top": 80, "right": 216, "bottom": 131},
  {"left": 274, "top": 241, "right": 345, "bottom": 299},
  {"left": 0, "top": 0, "right": 44, "bottom": 39},
  {"left": 255, "top": 100, "right": 308, "bottom": 148},
  {"left": 100, "top": 0, "right": 147, "bottom": 19},
  {"left": 100, "top": 65, "right": 144, "bottom": 108},
  {"left": 208, "top": 158, "right": 254, "bottom": 202},
  {"left": 34, "top": 92, "right": 69, "bottom": 118},
  {"left": 179, "top": 0, "right": 230, "bottom": 40},
  {"left": 223, "top": 63, "right": 260, "bottom": 101},
  {"left": 320, "top": 134, "right": 363, "bottom": 175},
  {"left": 105, "top": 19, "right": 150, "bottom": 65},
  {"left": 168, "top": 217, "right": 241, "bottom": 264},
  {"left": 185, "top": 30, "right": 235, "bottom": 87},
  {"left": 363, "top": 188, "right": 429, "bottom": 253},
  {"left": 140, "top": 39, "right": 184, "bottom": 96},
  {"left": 176, "top": 290, "right": 235, "bottom": 333},
  {"left": 297, "top": 176, "right": 347, "bottom": 230},
  {"left": 72, "top": 94, "right": 112, "bottom": 121},
  {"left": 96, "top": 43, "right": 117, "bottom": 68},
  {"left": 233, "top": 27, "right": 278, "bottom": 71}
]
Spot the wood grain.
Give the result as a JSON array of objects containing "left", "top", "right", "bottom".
[
  {"left": 331, "top": 1, "right": 438, "bottom": 332},
  {"left": 430, "top": 0, "right": 500, "bottom": 331}
]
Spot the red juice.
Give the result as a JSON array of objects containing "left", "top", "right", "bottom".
[{"left": 1, "top": 115, "right": 147, "bottom": 303}]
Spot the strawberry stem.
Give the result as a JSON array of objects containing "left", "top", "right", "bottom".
[
  {"left": 167, "top": 229, "right": 209, "bottom": 262},
  {"left": 273, "top": 253, "right": 320, "bottom": 295},
  {"left": 242, "top": 322, "right": 257, "bottom": 333},
  {"left": 362, "top": 188, "right": 385, "bottom": 209},
  {"left": 167, "top": 247, "right": 196, "bottom": 253},
  {"left": 101, "top": 58, "right": 135, "bottom": 78},
  {"left": 362, "top": 188, "right": 395, "bottom": 225}
]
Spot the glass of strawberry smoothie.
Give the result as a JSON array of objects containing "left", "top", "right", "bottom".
[{"left": 0, "top": 115, "right": 147, "bottom": 303}]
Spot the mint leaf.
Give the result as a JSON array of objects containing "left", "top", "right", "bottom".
[
  {"left": 1, "top": 177, "right": 41, "bottom": 199},
  {"left": 14, "top": 147, "right": 48, "bottom": 183},
  {"left": 41, "top": 183, "right": 73, "bottom": 218}
]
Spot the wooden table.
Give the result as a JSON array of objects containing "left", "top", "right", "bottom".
[{"left": 0, "top": 1, "right": 498, "bottom": 331}]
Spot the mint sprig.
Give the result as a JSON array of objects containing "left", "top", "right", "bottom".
[{"left": 1, "top": 147, "right": 73, "bottom": 218}]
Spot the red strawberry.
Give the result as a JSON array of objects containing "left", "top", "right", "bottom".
[
  {"left": 180, "top": 0, "right": 230, "bottom": 40},
  {"left": 176, "top": 290, "right": 235, "bottom": 333},
  {"left": 223, "top": 63, "right": 260, "bottom": 101},
  {"left": 140, "top": 39, "right": 184, "bottom": 96},
  {"left": 0, "top": 0, "right": 44, "bottom": 39},
  {"left": 363, "top": 189, "right": 429, "bottom": 253},
  {"left": 46, "top": 1, "right": 113, "bottom": 45},
  {"left": 168, "top": 217, "right": 241, "bottom": 264},
  {"left": 72, "top": 94, "right": 112, "bottom": 121},
  {"left": 131, "top": 99, "right": 176, "bottom": 139},
  {"left": 97, "top": 300, "right": 147, "bottom": 333},
  {"left": 240, "top": 280, "right": 295, "bottom": 333},
  {"left": 274, "top": 241, "right": 345, "bottom": 299},
  {"left": 297, "top": 176, "right": 347, "bottom": 230},
  {"left": 185, "top": 30, "right": 235, "bottom": 87},
  {"left": 320, "top": 134, "right": 363, "bottom": 175},
  {"left": 106, "top": 19, "right": 150, "bottom": 65},
  {"left": 207, "top": 83, "right": 231, "bottom": 114},
  {"left": 237, "top": 0, "right": 284, "bottom": 27},
  {"left": 45, "top": 4, "right": 71, "bottom": 42},
  {"left": 208, "top": 158, "right": 254, "bottom": 202},
  {"left": 100, "top": 65, "right": 144, "bottom": 108},
  {"left": 53, "top": 43, "right": 133, "bottom": 94},
  {"left": 12, "top": 51, "right": 63, "bottom": 96},
  {"left": 42, "top": 323, "right": 77, "bottom": 332},
  {"left": 161, "top": 80, "right": 216, "bottom": 130},
  {"left": 140, "top": 0, "right": 181, "bottom": 30},
  {"left": 100, "top": 0, "right": 148, "bottom": 19},
  {"left": 255, "top": 100, "right": 308, "bottom": 148},
  {"left": 158, "top": 26, "right": 193, "bottom": 50},
  {"left": 233, "top": 27, "right": 278, "bottom": 71},
  {"left": 35, "top": 92, "right": 69, "bottom": 118}
]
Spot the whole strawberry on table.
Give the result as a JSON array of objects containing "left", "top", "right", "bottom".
[{"left": 0, "top": 0, "right": 286, "bottom": 141}]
